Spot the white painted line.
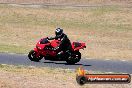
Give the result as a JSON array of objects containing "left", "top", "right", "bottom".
[
  {"left": 122, "top": 73, "right": 128, "bottom": 74},
  {"left": 108, "top": 72, "right": 113, "bottom": 73},
  {"left": 4, "top": 51, "right": 9, "bottom": 53},
  {"left": 29, "top": 66, "right": 36, "bottom": 68},
  {"left": 1, "top": 64, "right": 7, "bottom": 65},
  {"left": 9, "top": 53, "right": 16, "bottom": 55},
  {"left": 121, "top": 60, "right": 126, "bottom": 62},
  {"left": 86, "top": 58, "right": 92, "bottom": 60},
  {"left": 105, "top": 59, "right": 110, "bottom": 60},
  {"left": 23, "top": 54, "right": 27, "bottom": 56},
  {"left": 3, "top": 52, "right": 27, "bottom": 56}
]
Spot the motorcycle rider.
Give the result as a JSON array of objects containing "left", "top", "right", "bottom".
[{"left": 48, "top": 28, "right": 72, "bottom": 58}]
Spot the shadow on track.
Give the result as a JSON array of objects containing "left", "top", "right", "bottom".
[{"left": 43, "top": 61, "right": 92, "bottom": 67}]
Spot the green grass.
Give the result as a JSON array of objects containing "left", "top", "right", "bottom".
[
  {"left": 0, "top": 45, "right": 29, "bottom": 54},
  {"left": 0, "top": 5, "right": 131, "bottom": 31}
]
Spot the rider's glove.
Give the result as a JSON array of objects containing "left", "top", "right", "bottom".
[
  {"left": 47, "top": 37, "right": 54, "bottom": 40},
  {"left": 47, "top": 37, "right": 50, "bottom": 40}
]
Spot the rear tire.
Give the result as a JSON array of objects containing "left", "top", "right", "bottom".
[
  {"left": 66, "top": 51, "right": 81, "bottom": 64},
  {"left": 28, "top": 50, "right": 43, "bottom": 62}
]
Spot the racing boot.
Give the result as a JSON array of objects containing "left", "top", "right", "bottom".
[
  {"left": 53, "top": 47, "right": 59, "bottom": 51},
  {"left": 57, "top": 51, "right": 64, "bottom": 60},
  {"left": 65, "top": 50, "right": 72, "bottom": 56}
]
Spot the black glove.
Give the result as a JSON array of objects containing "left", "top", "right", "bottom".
[
  {"left": 47, "top": 37, "right": 49, "bottom": 40},
  {"left": 47, "top": 37, "right": 54, "bottom": 40}
]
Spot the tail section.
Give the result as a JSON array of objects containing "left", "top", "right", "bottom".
[{"left": 72, "top": 42, "right": 86, "bottom": 51}]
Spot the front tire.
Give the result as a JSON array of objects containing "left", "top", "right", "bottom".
[
  {"left": 28, "top": 50, "right": 43, "bottom": 62},
  {"left": 66, "top": 51, "right": 81, "bottom": 64}
]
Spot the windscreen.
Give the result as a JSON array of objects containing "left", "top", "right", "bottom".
[{"left": 40, "top": 38, "right": 49, "bottom": 44}]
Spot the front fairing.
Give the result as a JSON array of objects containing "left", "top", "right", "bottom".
[{"left": 34, "top": 38, "right": 59, "bottom": 57}]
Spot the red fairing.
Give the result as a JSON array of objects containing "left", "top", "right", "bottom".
[{"left": 34, "top": 37, "right": 86, "bottom": 57}]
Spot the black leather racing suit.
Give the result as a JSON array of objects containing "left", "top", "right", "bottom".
[{"left": 48, "top": 33, "right": 72, "bottom": 52}]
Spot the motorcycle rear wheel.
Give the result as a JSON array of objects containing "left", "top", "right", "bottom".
[
  {"left": 66, "top": 51, "right": 81, "bottom": 64},
  {"left": 28, "top": 50, "right": 43, "bottom": 62}
]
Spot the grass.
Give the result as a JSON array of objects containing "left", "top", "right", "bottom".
[
  {"left": 0, "top": 64, "right": 117, "bottom": 74},
  {"left": 0, "top": 44, "right": 29, "bottom": 54},
  {"left": 0, "top": 64, "right": 74, "bottom": 76},
  {"left": 0, "top": 0, "right": 131, "bottom": 5},
  {"left": 0, "top": 5, "right": 131, "bottom": 30},
  {"left": 0, "top": 64, "right": 131, "bottom": 88},
  {"left": 0, "top": 64, "right": 76, "bottom": 88},
  {"left": 0, "top": 4, "right": 132, "bottom": 60}
]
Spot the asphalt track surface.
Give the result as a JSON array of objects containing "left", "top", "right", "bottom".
[
  {"left": 0, "top": 53, "right": 132, "bottom": 74},
  {"left": 1, "top": 3, "right": 131, "bottom": 9}
]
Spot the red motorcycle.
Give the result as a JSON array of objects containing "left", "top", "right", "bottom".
[{"left": 28, "top": 37, "right": 86, "bottom": 64}]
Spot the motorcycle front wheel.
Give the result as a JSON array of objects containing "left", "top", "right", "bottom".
[{"left": 28, "top": 50, "right": 43, "bottom": 62}]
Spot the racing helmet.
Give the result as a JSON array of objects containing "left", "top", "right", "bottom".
[{"left": 55, "top": 28, "right": 63, "bottom": 36}]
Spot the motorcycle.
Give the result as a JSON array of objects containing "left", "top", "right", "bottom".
[{"left": 28, "top": 37, "right": 86, "bottom": 64}]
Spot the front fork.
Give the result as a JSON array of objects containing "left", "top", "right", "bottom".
[{"left": 34, "top": 48, "right": 41, "bottom": 57}]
